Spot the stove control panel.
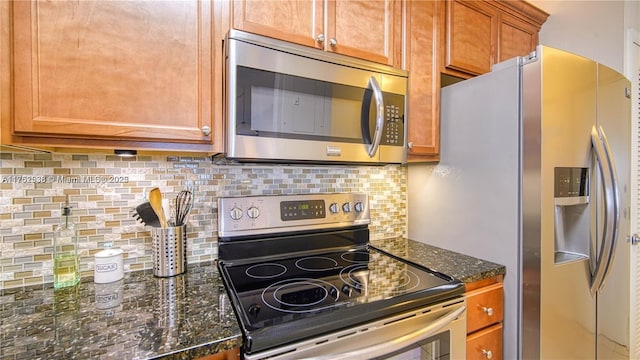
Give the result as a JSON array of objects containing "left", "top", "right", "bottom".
[
  {"left": 281, "top": 199, "right": 325, "bottom": 220},
  {"left": 218, "top": 193, "right": 370, "bottom": 237}
]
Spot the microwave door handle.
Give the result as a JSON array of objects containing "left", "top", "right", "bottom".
[
  {"left": 589, "top": 125, "right": 619, "bottom": 296},
  {"left": 367, "top": 76, "right": 385, "bottom": 158},
  {"left": 308, "top": 305, "right": 466, "bottom": 360}
]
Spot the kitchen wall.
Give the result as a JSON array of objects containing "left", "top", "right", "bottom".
[
  {"left": 528, "top": 0, "right": 631, "bottom": 73},
  {"left": 0, "top": 151, "right": 407, "bottom": 290}
]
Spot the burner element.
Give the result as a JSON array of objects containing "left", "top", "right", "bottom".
[
  {"left": 339, "top": 264, "right": 422, "bottom": 297},
  {"left": 341, "top": 250, "right": 370, "bottom": 263},
  {"left": 246, "top": 263, "right": 287, "bottom": 279},
  {"left": 295, "top": 256, "right": 340, "bottom": 271},
  {"left": 262, "top": 278, "right": 340, "bottom": 314},
  {"left": 278, "top": 282, "right": 328, "bottom": 307}
]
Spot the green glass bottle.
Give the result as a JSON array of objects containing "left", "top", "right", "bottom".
[{"left": 53, "top": 196, "right": 80, "bottom": 288}]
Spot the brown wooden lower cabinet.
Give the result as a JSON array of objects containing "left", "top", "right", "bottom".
[
  {"left": 196, "top": 347, "right": 241, "bottom": 360},
  {"left": 465, "top": 277, "right": 504, "bottom": 360}
]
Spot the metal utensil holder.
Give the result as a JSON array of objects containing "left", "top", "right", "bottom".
[{"left": 151, "top": 225, "right": 187, "bottom": 277}]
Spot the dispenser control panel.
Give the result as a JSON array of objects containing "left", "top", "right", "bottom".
[{"left": 554, "top": 167, "right": 589, "bottom": 198}]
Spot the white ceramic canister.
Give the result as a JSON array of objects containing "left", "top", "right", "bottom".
[{"left": 94, "top": 247, "right": 124, "bottom": 283}]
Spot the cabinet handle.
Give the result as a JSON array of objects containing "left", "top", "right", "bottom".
[
  {"left": 201, "top": 126, "right": 211, "bottom": 136},
  {"left": 316, "top": 34, "right": 325, "bottom": 43},
  {"left": 329, "top": 37, "right": 337, "bottom": 46},
  {"left": 482, "top": 349, "right": 493, "bottom": 359},
  {"left": 482, "top": 306, "right": 494, "bottom": 316},
  {"left": 407, "top": 142, "right": 413, "bottom": 149}
]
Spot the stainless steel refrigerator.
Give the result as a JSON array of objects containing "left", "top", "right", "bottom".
[{"left": 408, "top": 46, "right": 631, "bottom": 359}]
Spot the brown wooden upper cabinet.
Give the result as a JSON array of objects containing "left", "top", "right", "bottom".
[
  {"left": 406, "top": 0, "right": 547, "bottom": 162},
  {"left": 442, "top": 0, "right": 548, "bottom": 78},
  {"left": 232, "top": 0, "right": 402, "bottom": 66},
  {"left": 405, "top": 0, "right": 439, "bottom": 161},
  {"left": 4, "top": 0, "right": 219, "bottom": 152}
]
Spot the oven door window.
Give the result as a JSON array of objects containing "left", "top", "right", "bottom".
[{"left": 235, "top": 66, "right": 380, "bottom": 143}]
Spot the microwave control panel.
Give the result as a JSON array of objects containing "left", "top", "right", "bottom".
[{"left": 381, "top": 93, "right": 405, "bottom": 146}]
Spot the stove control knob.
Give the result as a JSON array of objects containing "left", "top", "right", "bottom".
[
  {"left": 341, "top": 284, "right": 352, "bottom": 297},
  {"left": 230, "top": 207, "right": 243, "bottom": 220},
  {"left": 329, "top": 203, "right": 339, "bottom": 214},
  {"left": 248, "top": 304, "right": 261, "bottom": 318},
  {"left": 342, "top": 202, "right": 352, "bottom": 213},
  {"left": 330, "top": 287, "right": 339, "bottom": 299},
  {"left": 354, "top": 202, "right": 364, "bottom": 213},
  {"left": 247, "top": 206, "right": 260, "bottom": 219}
]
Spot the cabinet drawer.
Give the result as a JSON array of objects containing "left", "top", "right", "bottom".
[
  {"left": 466, "top": 282, "right": 503, "bottom": 333},
  {"left": 467, "top": 323, "right": 502, "bottom": 360}
]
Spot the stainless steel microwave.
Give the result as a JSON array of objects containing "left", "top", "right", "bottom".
[{"left": 224, "top": 30, "right": 408, "bottom": 164}]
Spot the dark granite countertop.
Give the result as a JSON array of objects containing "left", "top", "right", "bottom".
[
  {"left": 1, "top": 241, "right": 503, "bottom": 360},
  {"left": 373, "top": 238, "right": 506, "bottom": 284},
  {"left": 0, "top": 261, "right": 242, "bottom": 360}
]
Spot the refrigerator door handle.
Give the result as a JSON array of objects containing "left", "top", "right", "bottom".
[
  {"left": 596, "top": 125, "right": 621, "bottom": 292},
  {"left": 589, "top": 125, "right": 620, "bottom": 296}
]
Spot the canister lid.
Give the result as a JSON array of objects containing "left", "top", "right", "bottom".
[{"left": 95, "top": 248, "right": 123, "bottom": 258}]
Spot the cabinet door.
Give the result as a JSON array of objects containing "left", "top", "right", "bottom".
[
  {"left": 498, "top": 12, "right": 539, "bottom": 62},
  {"left": 12, "top": 1, "right": 214, "bottom": 145},
  {"left": 326, "top": 0, "right": 401, "bottom": 66},
  {"left": 406, "top": 0, "right": 439, "bottom": 161},
  {"left": 232, "top": 0, "right": 323, "bottom": 49},
  {"left": 444, "top": 0, "right": 497, "bottom": 76}
]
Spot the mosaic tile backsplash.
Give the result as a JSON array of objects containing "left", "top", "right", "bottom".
[{"left": 0, "top": 152, "right": 407, "bottom": 290}]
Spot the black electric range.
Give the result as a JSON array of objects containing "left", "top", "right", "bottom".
[{"left": 217, "top": 193, "right": 464, "bottom": 358}]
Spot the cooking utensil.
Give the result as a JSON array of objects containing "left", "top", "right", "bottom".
[
  {"left": 162, "top": 198, "right": 174, "bottom": 227},
  {"left": 133, "top": 201, "right": 161, "bottom": 227},
  {"left": 175, "top": 190, "right": 193, "bottom": 226},
  {"left": 149, "top": 187, "right": 168, "bottom": 228}
]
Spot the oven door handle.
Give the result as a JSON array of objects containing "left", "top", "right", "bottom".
[{"left": 308, "top": 305, "right": 466, "bottom": 360}]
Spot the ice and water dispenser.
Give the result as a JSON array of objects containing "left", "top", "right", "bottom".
[{"left": 554, "top": 167, "right": 590, "bottom": 264}]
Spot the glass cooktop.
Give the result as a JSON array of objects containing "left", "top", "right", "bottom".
[{"left": 220, "top": 246, "right": 462, "bottom": 330}]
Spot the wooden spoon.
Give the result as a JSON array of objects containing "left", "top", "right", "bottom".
[{"left": 148, "top": 187, "right": 168, "bottom": 228}]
